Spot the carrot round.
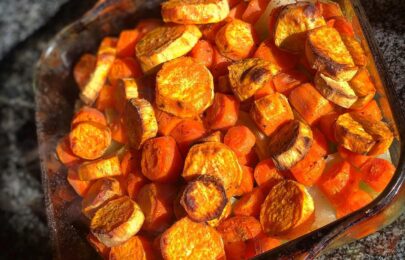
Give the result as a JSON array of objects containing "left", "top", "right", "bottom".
[
  {"left": 190, "top": 39, "right": 214, "bottom": 68},
  {"left": 169, "top": 119, "right": 206, "bottom": 156},
  {"left": 155, "top": 108, "right": 182, "bottom": 136},
  {"left": 69, "top": 121, "right": 111, "bottom": 160},
  {"left": 211, "top": 46, "right": 233, "bottom": 77},
  {"left": 254, "top": 39, "right": 298, "bottom": 75},
  {"left": 254, "top": 159, "right": 285, "bottom": 193},
  {"left": 234, "top": 166, "right": 254, "bottom": 196},
  {"left": 350, "top": 100, "right": 382, "bottom": 122},
  {"left": 141, "top": 136, "right": 183, "bottom": 183},
  {"left": 233, "top": 187, "right": 265, "bottom": 218},
  {"left": 338, "top": 146, "right": 370, "bottom": 169},
  {"left": 215, "top": 19, "right": 257, "bottom": 60},
  {"left": 73, "top": 53, "right": 97, "bottom": 90},
  {"left": 204, "top": 93, "right": 240, "bottom": 131},
  {"left": 217, "top": 215, "right": 262, "bottom": 243},
  {"left": 317, "top": 112, "right": 339, "bottom": 143},
  {"left": 335, "top": 189, "right": 372, "bottom": 218},
  {"left": 272, "top": 70, "right": 308, "bottom": 95},
  {"left": 67, "top": 169, "right": 93, "bottom": 197},
  {"left": 242, "top": 0, "right": 269, "bottom": 24},
  {"left": 136, "top": 183, "right": 178, "bottom": 233},
  {"left": 108, "top": 57, "right": 143, "bottom": 87},
  {"left": 360, "top": 158, "right": 395, "bottom": 192},
  {"left": 224, "top": 125, "right": 256, "bottom": 156},
  {"left": 71, "top": 106, "right": 107, "bottom": 128},
  {"left": 116, "top": 29, "right": 141, "bottom": 58},
  {"left": 56, "top": 136, "right": 82, "bottom": 167}
]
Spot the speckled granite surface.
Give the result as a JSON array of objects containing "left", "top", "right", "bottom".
[{"left": 0, "top": 0, "right": 403, "bottom": 259}]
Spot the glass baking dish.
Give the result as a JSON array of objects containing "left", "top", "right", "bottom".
[{"left": 34, "top": 0, "right": 405, "bottom": 259}]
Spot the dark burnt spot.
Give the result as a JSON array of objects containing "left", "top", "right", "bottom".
[
  {"left": 176, "top": 101, "right": 183, "bottom": 108},
  {"left": 250, "top": 67, "right": 270, "bottom": 83},
  {"left": 304, "top": 4, "right": 317, "bottom": 18}
]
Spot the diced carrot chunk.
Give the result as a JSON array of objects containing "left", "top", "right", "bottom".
[
  {"left": 95, "top": 84, "right": 115, "bottom": 112},
  {"left": 190, "top": 40, "right": 214, "bottom": 68},
  {"left": 245, "top": 232, "right": 281, "bottom": 258},
  {"left": 317, "top": 112, "right": 339, "bottom": 143},
  {"left": 242, "top": 0, "right": 270, "bottom": 24},
  {"left": 350, "top": 100, "right": 382, "bottom": 122},
  {"left": 155, "top": 109, "right": 182, "bottom": 136},
  {"left": 170, "top": 119, "right": 206, "bottom": 157},
  {"left": 116, "top": 29, "right": 141, "bottom": 58},
  {"left": 273, "top": 70, "right": 308, "bottom": 95},
  {"left": 224, "top": 125, "right": 256, "bottom": 156},
  {"left": 237, "top": 149, "right": 259, "bottom": 167},
  {"left": 205, "top": 93, "right": 240, "bottom": 131},
  {"left": 233, "top": 188, "right": 265, "bottom": 217},
  {"left": 235, "top": 166, "right": 254, "bottom": 196},
  {"left": 335, "top": 189, "right": 372, "bottom": 218},
  {"left": 110, "top": 117, "right": 128, "bottom": 144},
  {"left": 289, "top": 83, "right": 335, "bottom": 125},
  {"left": 56, "top": 136, "right": 82, "bottom": 167},
  {"left": 254, "top": 159, "right": 285, "bottom": 193},
  {"left": 360, "top": 158, "right": 395, "bottom": 192},
  {"left": 211, "top": 46, "right": 233, "bottom": 77},
  {"left": 338, "top": 146, "right": 370, "bottom": 169},
  {"left": 253, "top": 80, "right": 275, "bottom": 100},
  {"left": 108, "top": 57, "right": 143, "bottom": 87},
  {"left": 67, "top": 169, "right": 93, "bottom": 197},
  {"left": 316, "top": 0, "right": 343, "bottom": 19}
]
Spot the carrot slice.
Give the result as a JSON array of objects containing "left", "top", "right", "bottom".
[
  {"left": 73, "top": 53, "right": 97, "bottom": 90},
  {"left": 108, "top": 57, "right": 143, "bottom": 87},
  {"left": 338, "top": 146, "right": 370, "bottom": 169},
  {"left": 360, "top": 158, "right": 395, "bottom": 192},
  {"left": 234, "top": 166, "right": 254, "bottom": 196},
  {"left": 349, "top": 68, "right": 376, "bottom": 110},
  {"left": 78, "top": 155, "right": 122, "bottom": 181},
  {"left": 215, "top": 19, "right": 257, "bottom": 60},
  {"left": 242, "top": 0, "right": 269, "bottom": 24},
  {"left": 335, "top": 189, "right": 372, "bottom": 218},
  {"left": 71, "top": 106, "right": 106, "bottom": 128},
  {"left": 141, "top": 136, "right": 183, "bottom": 183},
  {"left": 253, "top": 80, "right": 274, "bottom": 100},
  {"left": 136, "top": 183, "right": 178, "bottom": 233},
  {"left": 211, "top": 46, "right": 233, "bottom": 77},
  {"left": 95, "top": 84, "right": 115, "bottom": 112},
  {"left": 351, "top": 100, "right": 382, "bottom": 122},
  {"left": 224, "top": 125, "right": 256, "bottom": 156},
  {"left": 317, "top": 112, "right": 339, "bottom": 143},
  {"left": 156, "top": 56, "right": 214, "bottom": 118},
  {"left": 250, "top": 92, "right": 294, "bottom": 136},
  {"left": 228, "top": 1, "right": 248, "bottom": 19},
  {"left": 316, "top": 0, "right": 343, "bottom": 19},
  {"left": 245, "top": 232, "right": 281, "bottom": 258},
  {"left": 272, "top": 70, "right": 308, "bottom": 95},
  {"left": 190, "top": 39, "right": 214, "bottom": 68},
  {"left": 290, "top": 128, "right": 328, "bottom": 186},
  {"left": 116, "top": 29, "right": 141, "bottom": 58},
  {"left": 155, "top": 108, "right": 182, "bottom": 136},
  {"left": 56, "top": 136, "right": 82, "bottom": 167},
  {"left": 169, "top": 119, "right": 206, "bottom": 156},
  {"left": 327, "top": 16, "right": 354, "bottom": 37},
  {"left": 67, "top": 169, "right": 93, "bottom": 197},
  {"left": 233, "top": 187, "right": 265, "bottom": 217},
  {"left": 217, "top": 216, "right": 262, "bottom": 243},
  {"left": 69, "top": 122, "right": 111, "bottom": 160},
  {"left": 254, "top": 159, "right": 285, "bottom": 193},
  {"left": 161, "top": 217, "right": 225, "bottom": 260},
  {"left": 289, "top": 83, "right": 335, "bottom": 125},
  {"left": 109, "top": 235, "right": 155, "bottom": 260},
  {"left": 254, "top": 39, "right": 298, "bottom": 75}
]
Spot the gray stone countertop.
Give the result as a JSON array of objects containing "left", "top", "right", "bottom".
[{"left": 0, "top": 0, "right": 403, "bottom": 259}]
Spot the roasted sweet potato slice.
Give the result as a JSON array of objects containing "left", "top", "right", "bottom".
[
  {"left": 56, "top": 136, "right": 82, "bottom": 166},
  {"left": 73, "top": 53, "right": 97, "bottom": 90},
  {"left": 260, "top": 180, "right": 314, "bottom": 235},
  {"left": 162, "top": 0, "right": 230, "bottom": 24},
  {"left": 217, "top": 215, "right": 262, "bottom": 243},
  {"left": 215, "top": 19, "right": 257, "bottom": 60},
  {"left": 228, "top": 58, "right": 273, "bottom": 101},
  {"left": 124, "top": 98, "right": 158, "bottom": 149},
  {"left": 90, "top": 196, "right": 144, "bottom": 247},
  {"left": 204, "top": 93, "right": 240, "bottom": 130},
  {"left": 136, "top": 183, "right": 178, "bottom": 233},
  {"left": 306, "top": 26, "right": 358, "bottom": 81},
  {"left": 69, "top": 121, "right": 111, "bottom": 160},
  {"left": 341, "top": 35, "right": 367, "bottom": 67},
  {"left": 135, "top": 25, "right": 201, "bottom": 73},
  {"left": 182, "top": 142, "right": 243, "bottom": 197},
  {"left": 78, "top": 155, "right": 122, "bottom": 181},
  {"left": 82, "top": 177, "right": 123, "bottom": 218},
  {"left": 71, "top": 106, "right": 107, "bottom": 128},
  {"left": 250, "top": 92, "right": 294, "bottom": 136},
  {"left": 268, "top": 120, "right": 313, "bottom": 170},
  {"left": 272, "top": 70, "right": 308, "bottom": 96},
  {"left": 80, "top": 44, "right": 116, "bottom": 105},
  {"left": 161, "top": 217, "right": 225, "bottom": 260},
  {"left": 67, "top": 169, "right": 93, "bottom": 197},
  {"left": 289, "top": 83, "right": 335, "bottom": 125},
  {"left": 207, "top": 201, "right": 232, "bottom": 227},
  {"left": 141, "top": 136, "right": 183, "bottom": 183},
  {"left": 314, "top": 72, "right": 358, "bottom": 108},
  {"left": 156, "top": 57, "right": 214, "bottom": 118},
  {"left": 349, "top": 68, "right": 376, "bottom": 109},
  {"left": 109, "top": 235, "right": 155, "bottom": 260},
  {"left": 181, "top": 175, "right": 228, "bottom": 222},
  {"left": 197, "top": 130, "right": 223, "bottom": 143},
  {"left": 335, "top": 113, "right": 375, "bottom": 154},
  {"left": 274, "top": 3, "right": 325, "bottom": 53}
]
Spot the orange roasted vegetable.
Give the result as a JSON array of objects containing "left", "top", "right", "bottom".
[
  {"left": 217, "top": 215, "right": 262, "bottom": 243},
  {"left": 67, "top": 169, "right": 93, "bottom": 197},
  {"left": 360, "top": 158, "right": 395, "bottom": 192},
  {"left": 78, "top": 155, "right": 122, "bottom": 181},
  {"left": 204, "top": 93, "right": 240, "bottom": 130},
  {"left": 224, "top": 125, "right": 256, "bottom": 156},
  {"left": 234, "top": 166, "right": 255, "bottom": 196},
  {"left": 233, "top": 187, "right": 265, "bottom": 218},
  {"left": 56, "top": 136, "right": 82, "bottom": 167},
  {"left": 109, "top": 235, "right": 155, "bottom": 260},
  {"left": 71, "top": 106, "right": 107, "bottom": 128},
  {"left": 272, "top": 70, "right": 308, "bottom": 96},
  {"left": 73, "top": 53, "right": 97, "bottom": 90},
  {"left": 190, "top": 39, "right": 214, "bottom": 68},
  {"left": 254, "top": 159, "right": 286, "bottom": 193},
  {"left": 169, "top": 119, "right": 206, "bottom": 156}
]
